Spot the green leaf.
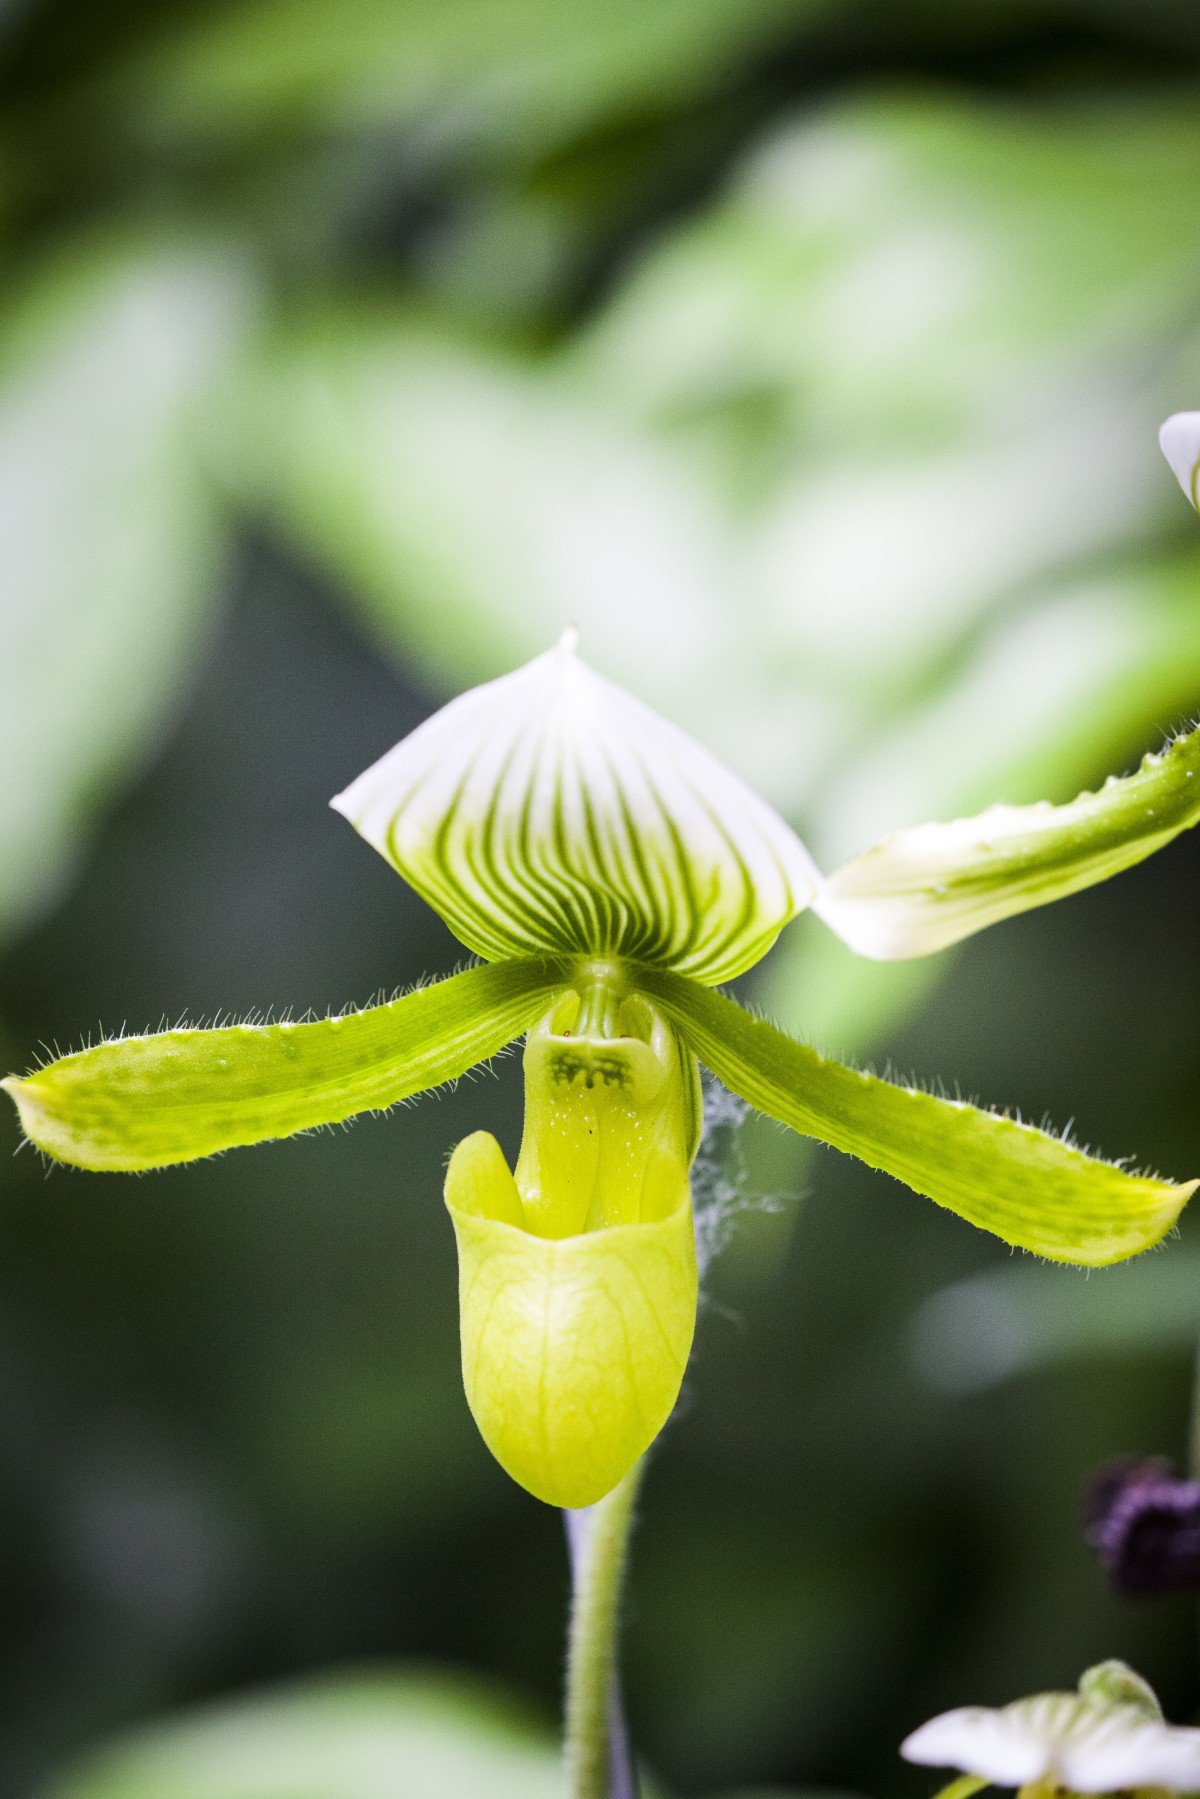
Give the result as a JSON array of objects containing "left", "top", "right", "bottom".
[
  {"left": 227, "top": 97, "right": 1200, "bottom": 756},
  {"left": 41, "top": 1665, "right": 563, "bottom": 1799},
  {"left": 3, "top": 959, "right": 569, "bottom": 1172},
  {"left": 637, "top": 972, "right": 1196, "bottom": 1266},
  {"left": 814, "top": 723, "right": 1200, "bottom": 960},
  {"left": 124, "top": 0, "right": 833, "bottom": 156},
  {"left": 0, "top": 234, "right": 250, "bottom": 952}
]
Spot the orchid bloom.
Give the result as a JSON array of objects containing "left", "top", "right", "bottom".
[
  {"left": 902, "top": 1660, "right": 1200, "bottom": 1799},
  {"left": 4, "top": 624, "right": 1199, "bottom": 1509}
]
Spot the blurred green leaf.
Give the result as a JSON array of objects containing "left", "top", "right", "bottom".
[
  {"left": 222, "top": 94, "right": 1200, "bottom": 861},
  {"left": 218, "top": 310, "right": 800, "bottom": 794},
  {"left": 629, "top": 1499, "right": 917, "bottom": 1784},
  {"left": 911, "top": 1246, "right": 1200, "bottom": 1393},
  {"left": 0, "top": 233, "right": 251, "bottom": 951},
  {"left": 40, "top": 1665, "right": 564, "bottom": 1799},
  {"left": 759, "top": 919, "right": 948, "bottom": 1066},
  {"left": 806, "top": 556, "right": 1200, "bottom": 863},
  {"left": 120, "top": 0, "right": 835, "bottom": 154}
]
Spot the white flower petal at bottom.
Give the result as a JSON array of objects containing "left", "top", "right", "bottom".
[
  {"left": 903, "top": 1684, "right": 1200, "bottom": 1794},
  {"left": 902, "top": 1702, "right": 1062, "bottom": 1788},
  {"left": 1160, "top": 410, "right": 1200, "bottom": 510}
]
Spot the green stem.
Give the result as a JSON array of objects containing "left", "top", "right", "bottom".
[{"left": 563, "top": 1461, "right": 643, "bottom": 1799}]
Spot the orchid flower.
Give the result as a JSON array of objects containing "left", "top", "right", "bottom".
[
  {"left": 902, "top": 1659, "right": 1200, "bottom": 1799},
  {"left": 4, "top": 626, "right": 1199, "bottom": 1510}
]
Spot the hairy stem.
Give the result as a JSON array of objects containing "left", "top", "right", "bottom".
[{"left": 563, "top": 1462, "right": 643, "bottom": 1799}]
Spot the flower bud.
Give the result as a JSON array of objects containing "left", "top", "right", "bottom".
[
  {"left": 444, "top": 980, "right": 701, "bottom": 1508},
  {"left": 1085, "top": 1458, "right": 1200, "bottom": 1596}
]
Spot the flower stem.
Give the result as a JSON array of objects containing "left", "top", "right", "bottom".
[{"left": 563, "top": 1462, "right": 643, "bottom": 1799}]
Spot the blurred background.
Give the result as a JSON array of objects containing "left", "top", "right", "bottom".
[{"left": 4, "top": 0, "right": 1200, "bottom": 1794}]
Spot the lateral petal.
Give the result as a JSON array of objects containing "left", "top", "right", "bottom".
[
  {"left": 814, "top": 724, "right": 1200, "bottom": 959},
  {"left": 639, "top": 971, "right": 1195, "bottom": 1266},
  {"left": 3, "top": 958, "right": 568, "bottom": 1171}
]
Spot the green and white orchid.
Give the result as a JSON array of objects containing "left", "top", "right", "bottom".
[
  {"left": 4, "top": 627, "right": 1200, "bottom": 1509},
  {"left": 902, "top": 1659, "right": 1200, "bottom": 1799}
]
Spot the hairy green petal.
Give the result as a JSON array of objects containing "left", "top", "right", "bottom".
[
  {"left": 638, "top": 972, "right": 1195, "bottom": 1265},
  {"left": 2, "top": 959, "right": 570, "bottom": 1172},
  {"left": 814, "top": 724, "right": 1200, "bottom": 959}
]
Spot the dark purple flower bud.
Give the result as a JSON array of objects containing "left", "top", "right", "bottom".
[{"left": 1085, "top": 1458, "right": 1200, "bottom": 1597}]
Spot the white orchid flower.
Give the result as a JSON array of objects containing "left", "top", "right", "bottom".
[{"left": 903, "top": 1661, "right": 1200, "bottom": 1798}]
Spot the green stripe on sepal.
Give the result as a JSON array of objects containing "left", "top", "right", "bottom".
[
  {"left": 814, "top": 723, "right": 1200, "bottom": 959},
  {"left": 2, "top": 959, "right": 571, "bottom": 1172},
  {"left": 331, "top": 633, "right": 820, "bottom": 985},
  {"left": 638, "top": 971, "right": 1196, "bottom": 1265}
]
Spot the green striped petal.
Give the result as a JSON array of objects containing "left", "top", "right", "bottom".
[
  {"left": 2, "top": 959, "right": 569, "bottom": 1172},
  {"left": 814, "top": 724, "right": 1200, "bottom": 960},
  {"left": 637, "top": 971, "right": 1195, "bottom": 1265},
  {"left": 331, "top": 632, "right": 820, "bottom": 985}
]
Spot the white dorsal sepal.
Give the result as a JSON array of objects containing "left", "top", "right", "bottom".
[{"left": 332, "top": 633, "right": 821, "bottom": 985}]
